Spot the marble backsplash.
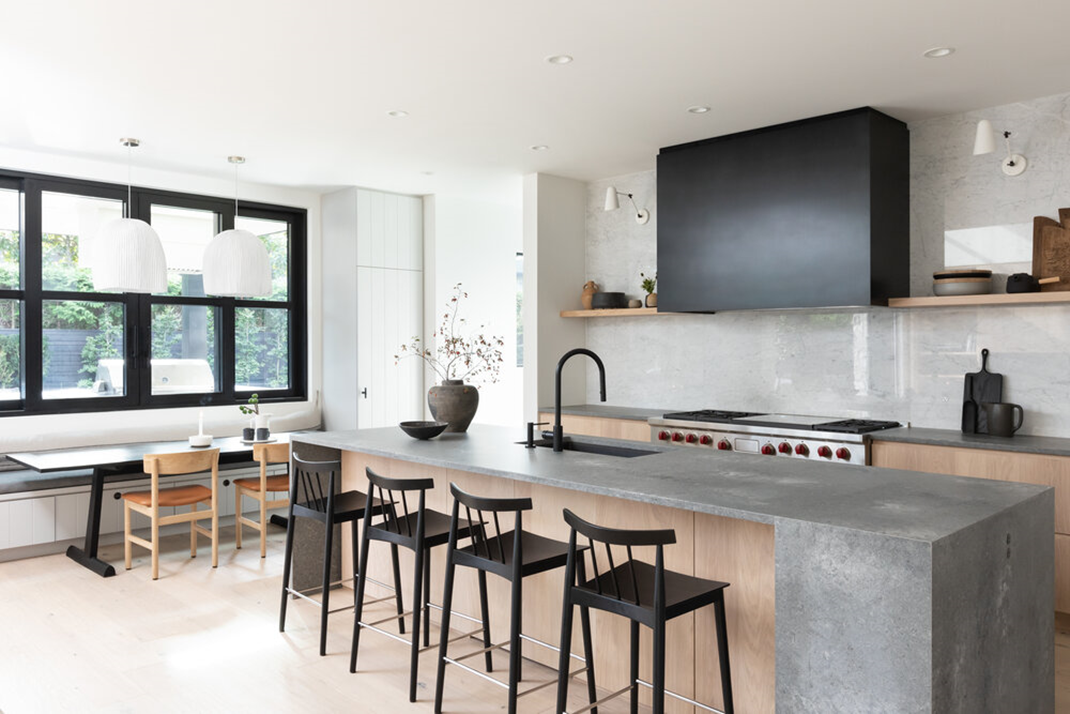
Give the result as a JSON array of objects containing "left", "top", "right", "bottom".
[{"left": 582, "top": 92, "right": 1070, "bottom": 437}]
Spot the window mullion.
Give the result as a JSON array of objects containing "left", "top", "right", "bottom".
[
  {"left": 220, "top": 298, "right": 236, "bottom": 403},
  {"left": 22, "top": 181, "right": 43, "bottom": 412}
]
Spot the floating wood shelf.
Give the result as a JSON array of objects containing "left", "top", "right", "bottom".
[
  {"left": 888, "top": 293, "right": 1070, "bottom": 308},
  {"left": 559, "top": 308, "right": 670, "bottom": 317}
]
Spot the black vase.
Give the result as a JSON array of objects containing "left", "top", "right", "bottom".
[{"left": 427, "top": 379, "right": 479, "bottom": 432}]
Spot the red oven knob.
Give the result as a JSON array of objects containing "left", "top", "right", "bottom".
[
  {"left": 717, "top": 439, "right": 732, "bottom": 451},
  {"left": 699, "top": 434, "right": 713, "bottom": 446},
  {"left": 817, "top": 445, "right": 833, "bottom": 459},
  {"left": 778, "top": 442, "right": 792, "bottom": 454},
  {"left": 794, "top": 443, "right": 809, "bottom": 456},
  {"left": 658, "top": 431, "right": 671, "bottom": 441},
  {"left": 672, "top": 432, "right": 684, "bottom": 442},
  {"left": 836, "top": 447, "right": 851, "bottom": 460},
  {"left": 685, "top": 433, "right": 698, "bottom": 444},
  {"left": 761, "top": 443, "right": 776, "bottom": 455}
]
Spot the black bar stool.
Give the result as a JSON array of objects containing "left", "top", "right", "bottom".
[
  {"left": 278, "top": 453, "right": 401, "bottom": 656},
  {"left": 434, "top": 483, "right": 596, "bottom": 714},
  {"left": 555, "top": 508, "right": 734, "bottom": 714},
  {"left": 350, "top": 467, "right": 483, "bottom": 702}
]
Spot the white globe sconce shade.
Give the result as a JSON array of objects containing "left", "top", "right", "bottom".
[
  {"left": 92, "top": 217, "right": 168, "bottom": 293},
  {"left": 203, "top": 229, "right": 272, "bottom": 297}
]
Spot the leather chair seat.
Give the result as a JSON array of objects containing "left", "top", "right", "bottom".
[
  {"left": 123, "top": 484, "right": 211, "bottom": 508},
  {"left": 233, "top": 474, "right": 290, "bottom": 493}
]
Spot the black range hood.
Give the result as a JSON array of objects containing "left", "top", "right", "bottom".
[{"left": 657, "top": 107, "right": 909, "bottom": 312}]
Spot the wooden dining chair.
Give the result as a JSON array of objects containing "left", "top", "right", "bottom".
[
  {"left": 123, "top": 448, "right": 220, "bottom": 580},
  {"left": 235, "top": 442, "right": 291, "bottom": 558}
]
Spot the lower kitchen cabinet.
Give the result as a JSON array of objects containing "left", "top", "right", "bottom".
[
  {"left": 872, "top": 439, "right": 1070, "bottom": 611},
  {"left": 537, "top": 412, "right": 652, "bottom": 442}
]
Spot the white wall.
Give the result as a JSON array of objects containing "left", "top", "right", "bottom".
[
  {"left": 425, "top": 189, "right": 523, "bottom": 427},
  {"left": 0, "top": 146, "right": 322, "bottom": 450},
  {"left": 522, "top": 173, "right": 588, "bottom": 421}
]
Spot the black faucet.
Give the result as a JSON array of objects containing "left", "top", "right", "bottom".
[{"left": 554, "top": 348, "right": 607, "bottom": 452}]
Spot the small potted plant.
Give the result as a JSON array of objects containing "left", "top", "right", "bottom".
[
  {"left": 641, "top": 271, "right": 657, "bottom": 308},
  {"left": 239, "top": 393, "right": 270, "bottom": 440},
  {"left": 396, "top": 283, "right": 505, "bottom": 432}
]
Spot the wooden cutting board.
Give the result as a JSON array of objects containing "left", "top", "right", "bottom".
[{"left": 1033, "top": 208, "right": 1070, "bottom": 292}]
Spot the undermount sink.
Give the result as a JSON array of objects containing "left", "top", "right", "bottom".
[{"left": 520, "top": 438, "right": 657, "bottom": 458}]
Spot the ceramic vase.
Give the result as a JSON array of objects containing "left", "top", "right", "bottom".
[{"left": 427, "top": 379, "right": 479, "bottom": 432}]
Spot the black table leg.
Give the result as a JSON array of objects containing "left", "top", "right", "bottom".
[
  {"left": 269, "top": 514, "right": 288, "bottom": 528},
  {"left": 65, "top": 467, "right": 116, "bottom": 577}
]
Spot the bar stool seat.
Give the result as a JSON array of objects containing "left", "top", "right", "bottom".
[
  {"left": 291, "top": 488, "right": 380, "bottom": 521},
  {"left": 580, "top": 560, "right": 728, "bottom": 620},
  {"left": 455, "top": 529, "right": 571, "bottom": 577}
]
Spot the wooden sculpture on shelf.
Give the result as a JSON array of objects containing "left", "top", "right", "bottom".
[
  {"left": 581, "top": 280, "right": 599, "bottom": 309},
  {"left": 1033, "top": 208, "right": 1070, "bottom": 292}
]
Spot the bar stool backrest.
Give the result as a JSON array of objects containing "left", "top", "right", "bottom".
[
  {"left": 364, "top": 467, "right": 433, "bottom": 536},
  {"left": 562, "top": 508, "right": 675, "bottom": 607},
  {"left": 291, "top": 452, "right": 341, "bottom": 514},
  {"left": 449, "top": 482, "right": 531, "bottom": 566}
]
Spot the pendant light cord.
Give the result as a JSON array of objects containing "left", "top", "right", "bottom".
[{"left": 126, "top": 142, "right": 132, "bottom": 219}]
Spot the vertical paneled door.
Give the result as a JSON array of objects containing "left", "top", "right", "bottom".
[{"left": 322, "top": 187, "right": 424, "bottom": 430}]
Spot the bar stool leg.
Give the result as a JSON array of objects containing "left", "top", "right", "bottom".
[
  {"left": 349, "top": 519, "right": 373, "bottom": 673},
  {"left": 409, "top": 544, "right": 425, "bottom": 702},
  {"left": 652, "top": 616, "right": 666, "bottom": 714},
  {"left": 278, "top": 487, "right": 298, "bottom": 632},
  {"left": 507, "top": 575, "right": 522, "bottom": 714},
  {"left": 423, "top": 553, "right": 432, "bottom": 648},
  {"left": 630, "top": 620, "right": 640, "bottom": 714},
  {"left": 433, "top": 550, "right": 458, "bottom": 714},
  {"left": 319, "top": 516, "right": 335, "bottom": 656},
  {"left": 576, "top": 556, "right": 598, "bottom": 713},
  {"left": 554, "top": 574, "right": 575, "bottom": 714},
  {"left": 390, "top": 543, "right": 407, "bottom": 635},
  {"left": 477, "top": 569, "right": 493, "bottom": 673},
  {"left": 714, "top": 594, "right": 735, "bottom": 714}
]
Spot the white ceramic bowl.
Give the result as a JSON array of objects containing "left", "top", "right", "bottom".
[{"left": 932, "top": 277, "right": 992, "bottom": 296}]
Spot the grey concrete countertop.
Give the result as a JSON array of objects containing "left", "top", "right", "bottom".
[
  {"left": 536, "top": 404, "right": 672, "bottom": 422},
  {"left": 295, "top": 425, "right": 1048, "bottom": 544},
  {"left": 873, "top": 426, "right": 1070, "bottom": 457}
]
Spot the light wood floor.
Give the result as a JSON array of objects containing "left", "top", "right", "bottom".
[
  {"left": 0, "top": 528, "right": 1067, "bottom": 713},
  {"left": 0, "top": 526, "right": 633, "bottom": 714}
]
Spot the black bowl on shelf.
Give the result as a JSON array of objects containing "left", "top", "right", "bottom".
[
  {"left": 590, "top": 292, "right": 627, "bottom": 309},
  {"left": 399, "top": 421, "right": 449, "bottom": 440}
]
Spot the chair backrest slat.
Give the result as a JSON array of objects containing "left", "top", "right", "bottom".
[
  {"left": 562, "top": 508, "right": 676, "bottom": 608},
  {"left": 292, "top": 452, "right": 341, "bottom": 514},
  {"left": 448, "top": 482, "right": 530, "bottom": 567},
  {"left": 364, "top": 467, "right": 435, "bottom": 537}
]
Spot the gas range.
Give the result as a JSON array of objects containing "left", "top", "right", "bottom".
[{"left": 647, "top": 410, "right": 900, "bottom": 465}]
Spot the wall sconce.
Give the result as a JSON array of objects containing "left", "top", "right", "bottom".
[
  {"left": 604, "top": 186, "right": 650, "bottom": 225},
  {"left": 973, "top": 119, "right": 1027, "bottom": 176}
]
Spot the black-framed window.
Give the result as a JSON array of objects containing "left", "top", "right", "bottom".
[{"left": 0, "top": 167, "right": 307, "bottom": 416}]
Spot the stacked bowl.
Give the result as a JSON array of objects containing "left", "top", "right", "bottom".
[{"left": 933, "top": 269, "right": 992, "bottom": 296}]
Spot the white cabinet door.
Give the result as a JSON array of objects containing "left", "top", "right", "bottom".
[
  {"left": 8, "top": 496, "right": 55, "bottom": 547},
  {"left": 55, "top": 492, "right": 90, "bottom": 541}
]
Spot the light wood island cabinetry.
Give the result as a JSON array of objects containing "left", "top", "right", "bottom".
[{"left": 537, "top": 412, "right": 652, "bottom": 443}]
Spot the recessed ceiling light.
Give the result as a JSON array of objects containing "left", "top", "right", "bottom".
[
  {"left": 530, "top": 144, "right": 549, "bottom": 151},
  {"left": 421, "top": 171, "right": 435, "bottom": 176},
  {"left": 688, "top": 105, "right": 711, "bottom": 114},
  {"left": 546, "top": 55, "right": 573, "bottom": 65},
  {"left": 387, "top": 110, "right": 409, "bottom": 118},
  {"left": 923, "top": 47, "right": 955, "bottom": 58}
]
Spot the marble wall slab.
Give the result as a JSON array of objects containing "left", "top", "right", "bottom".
[{"left": 582, "top": 92, "right": 1070, "bottom": 436}]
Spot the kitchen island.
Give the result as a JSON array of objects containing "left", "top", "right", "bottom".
[{"left": 296, "top": 425, "right": 1053, "bottom": 713}]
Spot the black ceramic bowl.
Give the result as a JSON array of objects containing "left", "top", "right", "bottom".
[
  {"left": 590, "top": 292, "right": 627, "bottom": 309},
  {"left": 399, "top": 420, "right": 449, "bottom": 440}
]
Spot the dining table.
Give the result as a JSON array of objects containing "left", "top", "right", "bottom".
[{"left": 7, "top": 434, "right": 296, "bottom": 577}]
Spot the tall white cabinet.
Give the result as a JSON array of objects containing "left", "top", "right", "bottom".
[{"left": 322, "top": 188, "right": 424, "bottom": 431}]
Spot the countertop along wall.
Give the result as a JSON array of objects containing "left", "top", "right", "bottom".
[{"left": 582, "top": 92, "right": 1070, "bottom": 437}]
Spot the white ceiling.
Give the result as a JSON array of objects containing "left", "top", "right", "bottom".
[{"left": 1, "top": 0, "right": 1069, "bottom": 202}]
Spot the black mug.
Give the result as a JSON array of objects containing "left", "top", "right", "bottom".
[
  {"left": 981, "top": 402, "right": 1024, "bottom": 437},
  {"left": 242, "top": 427, "right": 255, "bottom": 441},
  {"left": 256, "top": 427, "right": 270, "bottom": 441}
]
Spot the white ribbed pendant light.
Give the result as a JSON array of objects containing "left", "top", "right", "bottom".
[
  {"left": 92, "top": 138, "right": 167, "bottom": 293},
  {"left": 203, "top": 156, "right": 271, "bottom": 297}
]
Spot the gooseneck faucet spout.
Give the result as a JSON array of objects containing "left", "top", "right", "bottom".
[{"left": 554, "top": 348, "right": 607, "bottom": 452}]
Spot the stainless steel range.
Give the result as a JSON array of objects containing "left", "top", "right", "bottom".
[{"left": 648, "top": 410, "right": 901, "bottom": 465}]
